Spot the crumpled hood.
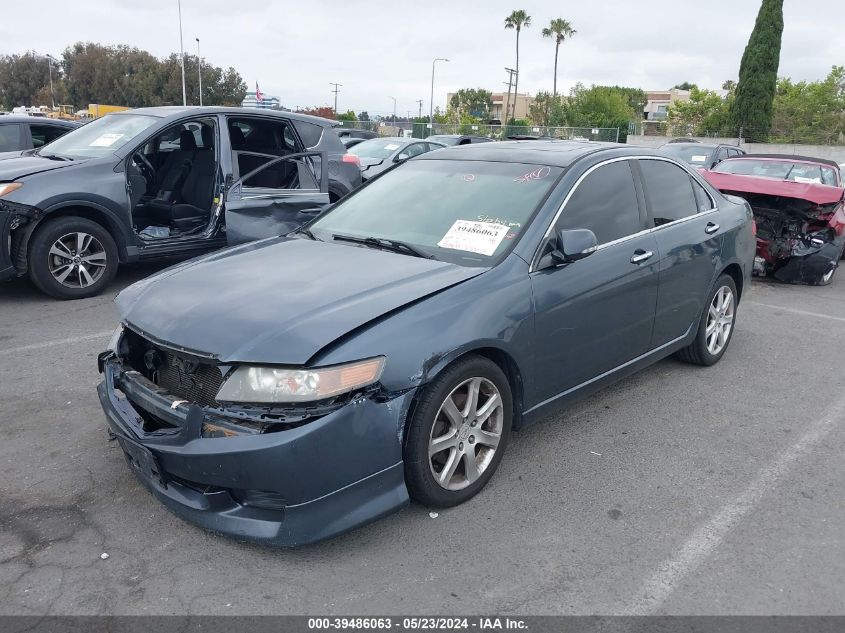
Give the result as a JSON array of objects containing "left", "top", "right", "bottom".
[
  {"left": 116, "top": 237, "right": 485, "bottom": 365},
  {"left": 703, "top": 171, "right": 844, "bottom": 206},
  {"left": 0, "top": 154, "right": 81, "bottom": 180}
]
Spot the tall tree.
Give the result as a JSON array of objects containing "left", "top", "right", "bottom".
[
  {"left": 449, "top": 88, "right": 493, "bottom": 119},
  {"left": 0, "top": 52, "right": 54, "bottom": 109},
  {"left": 541, "top": 18, "right": 576, "bottom": 97},
  {"left": 729, "top": 0, "right": 784, "bottom": 140},
  {"left": 504, "top": 9, "right": 531, "bottom": 122}
]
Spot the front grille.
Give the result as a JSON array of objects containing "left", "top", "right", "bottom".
[{"left": 122, "top": 329, "right": 225, "bottom": 407}]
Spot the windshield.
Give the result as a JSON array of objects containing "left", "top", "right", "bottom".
[
  {"left": 39, "top": 114, "right": 158, "bottom": 159},
  {"left": 428, "top": 136, "right": 460, "bottom": 146},
  {"left": 713, "top": 158, "right": 839, "bottom": 186},
  {"left": 660, "top": 144, "right": 716, "bottom": 166},
  {"left": 311, "top": 159, "right": 562, "bottom": 266},
  {"left": 348, "top": 139, "right": 406, "bottom": 160}
]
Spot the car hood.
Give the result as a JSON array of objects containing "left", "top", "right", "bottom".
[
  {"left": 0, "top": 154, "right": 81, "bottom": 180},
  {"left": 703, "top": 171, "right": 844, "bottom": 205},
  {"left": 116, "top": 237, "right": 486, "bottom": 365}
]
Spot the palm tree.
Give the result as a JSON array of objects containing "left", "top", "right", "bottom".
[
  {"left": 504, "top": 9, "right": 531, "bottom": 122},
  {"left": 542, "top": 18, "right": 576, "bottom": 97}
]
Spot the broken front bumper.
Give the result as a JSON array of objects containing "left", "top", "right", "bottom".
[
  {"left": 97, "top": 356, "right": 412, "bottom": 547},
  {"left": 0, "top": 201, "right": 38, "bottom": 281}
]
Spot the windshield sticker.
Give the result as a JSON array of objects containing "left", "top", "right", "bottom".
[
  {"left": 514, "top": 166, "right": 551, "bottom": 183},
  {"left": 691, "top": 155, "right": 708, "bottom": 163},
  {"left": 477, "top": 214, "right": 522, "bottom": 229},
  {"left": 90, "top": 133, "right": 125, "bottom": 147},
  {"left": 383, "top": 143, "right": 400, "bottom": 150},
  {"left": 793, "top": 176, "right": 821, "bottom": 184},
  {"left": 437, "top": 220, "right": 510, "bottom": 256}
]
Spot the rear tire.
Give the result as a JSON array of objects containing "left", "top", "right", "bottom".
[
  {"left": 28, "top": 216, "right": 119, "bottom": 300},
  {"left": 676, "top": 274, "right": 738, "bottom": 366},
  {"left": 404, "top": 356, "right": 513, "bottom": 508}
]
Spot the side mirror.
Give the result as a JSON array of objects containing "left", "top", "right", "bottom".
[
  {"left": 548, "top": 229, "right": 599, "bottom": 266},
  {"left": 394, "top": 153, "right": 409, "bottom": 163}
]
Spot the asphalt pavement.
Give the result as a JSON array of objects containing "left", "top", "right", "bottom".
[{"left": 1, "top": 263, "right": 843, "bottom": 616}]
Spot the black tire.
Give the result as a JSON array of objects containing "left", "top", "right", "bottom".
[
  {"left": 404, "top": 355, "right": 513, "bottom": 508},
  {"left": 28, "top": 216, "right": 119, "bottom": 300},
  {"left": 676, "top": 274, "right": 738, "bottom": 366}
]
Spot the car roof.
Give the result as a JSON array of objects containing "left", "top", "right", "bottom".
[
  {"left": 113, "top": 106, "right": 334, "bottom": 127},
  {"left": 662, "top": 142, "right": 718, "bottom": 150},
  {"left": 0, "top": 115, "right": 78, "bottom": 126},
  {"left": 726, "top": 153, "right": 840, "bottom": 170},
  {"left": 418, "top": 139, "right": 663, "bottom": 167}
]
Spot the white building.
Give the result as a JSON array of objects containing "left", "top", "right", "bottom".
[{"left": 241, "top": 91, "right": 281, "bottom": 110}]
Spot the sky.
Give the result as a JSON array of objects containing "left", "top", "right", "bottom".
[{"left": 1, "top": 0, "right": 842, "bottom": 116}]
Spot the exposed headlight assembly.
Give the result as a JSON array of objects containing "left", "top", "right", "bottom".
[
  {"left": 107, "top": 324, "right": 124, "bottom": 352},
  {"left": 0, "top": 183, "right": 23, "bottom": 198},
  {"left": 216, "top": 357, "right": 386, "bottom": 404}
]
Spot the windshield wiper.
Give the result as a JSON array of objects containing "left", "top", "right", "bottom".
[
  {"left": 38, "top": 152, "right": 73, "bottom": 162},
  {"left": 332, "top": 234, "right": 435, "bottom": 259}
]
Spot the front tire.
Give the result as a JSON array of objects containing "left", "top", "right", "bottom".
[
  {"left": 676, "top": 274, "right": 738, "bottom": 366},
  {"left": 28, "top": 216, "right": 119, "bottom": 300},
  {"left": 404, "top": 356, "right": 513, "bottom": 508}
]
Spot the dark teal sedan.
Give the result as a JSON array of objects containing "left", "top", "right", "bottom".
[{"left": 98, "top": 140, "right": 755, "bottom": 546}]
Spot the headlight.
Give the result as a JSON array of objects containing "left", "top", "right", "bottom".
[
  {"left": 0, "top": 183, "right": 22, "bottom": 198},
  {"left": 216, "top": 357, "right": 386, "bottom": 404},
  {"left": 107, "top": 324, "right": 124, "bottom": 352}
]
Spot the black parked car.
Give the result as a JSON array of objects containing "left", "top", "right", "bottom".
[
  {"left": 426, "top": 134, "right": 493, "bottom": 146},
  {"left": 0, "top": 107, "right": 360, "bottom": 299},
  {"left": 659, "top": 141, "right": 746, "bottom": 170},
  {"left": 0, "top": 116, "right": 79, "bottom": 153},
  {"left": 98, "top": 140, "right": 754, "bottom": 546}
]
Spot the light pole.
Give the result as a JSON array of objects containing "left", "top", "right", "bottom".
[
  {"left": 45, "top": 54, "right": 57, "bottom": 109},
  {"left": 195, "top": 38, "right": 203, "bottom": 106},
  {"left": 389, "top": 96, "right": 397, "bottom": 128},
  {"left": 177, "top": 0, "right": 186, "bottom": 106},
  {"left": 429, "top": 58, "right": 449, "bottom": 132}
]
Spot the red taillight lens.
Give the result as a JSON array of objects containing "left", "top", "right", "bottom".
[
  {"left": 751, "top": 219, "right": 757, "bottom": 236},
  {"left": 342, "top": 154, "right": 360, "bottom": 167}
]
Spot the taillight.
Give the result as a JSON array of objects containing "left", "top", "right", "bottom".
[
  {"left": 751, "top": 219, "right": 757, "bottom": 236},
  {"left": 342, "top": 154, "right": 360, "bottom": 167}
]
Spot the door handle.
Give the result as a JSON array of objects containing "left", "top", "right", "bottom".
[
  {"left": 630, "top": 250, "right": 654, "bottom": 264},
  {"left": 705, "top": 222, "right": 720, "bottom": 235}
]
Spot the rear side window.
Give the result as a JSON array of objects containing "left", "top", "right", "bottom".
[
  {"left": 557, "top": 161, "right": 642, "bottom": 245},
  {"left": 691, "top": 179, "right": 714, "bottom": 212},
  {"left": 0, "top": 124, "right": 22, "bottom": 151},
  {"left": 292, "top": 120, "right": 323, "bottom": 148},
  {"left": 639, "top": 159, "right": 699, "bottom": 226},
  {"left": 29, "top": 124, "right": 69, "bottom": 148}
]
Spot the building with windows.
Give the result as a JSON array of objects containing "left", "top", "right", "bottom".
[
  {"left": 241, "top": 91, "right": 281, "bottom": 110},
  {"left": 643, "top": 88, "right": 691, "bottom": 121}
]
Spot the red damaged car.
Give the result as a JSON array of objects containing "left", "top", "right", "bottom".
[{"left": 702, "top": 155, "right": 845, "bottom": 285}]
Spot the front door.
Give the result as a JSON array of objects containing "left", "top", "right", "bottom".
[{"left": 530, "top": 159, "right": 659, "bottom": 405}]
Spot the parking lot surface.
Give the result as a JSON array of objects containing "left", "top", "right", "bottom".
[{"left": 1, "top": 264, "right": 843, "bottom": 615}]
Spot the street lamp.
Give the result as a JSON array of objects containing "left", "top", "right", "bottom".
[
  {"left": 429, "top": 58, "right": 449, "bottom": 132},
  {"left": 45, "top": 54, "right": 57, "bottom": 110},
  {"left": 177, "top": 0, "right": 186, "bottom": 106},
  {"left": 195, "top": 38, "right": 202, "bottom": 106},
  {"left": 388, "top": 96, "right": 397, "bottom": 128}
]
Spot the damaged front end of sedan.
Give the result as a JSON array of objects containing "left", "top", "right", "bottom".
[{"left": 704, "top": 172, "right": 845, "bottom": 285}]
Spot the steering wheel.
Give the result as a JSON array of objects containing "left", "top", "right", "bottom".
[{"left": 133, "top": 153, "right": 157, "bottom": 184}]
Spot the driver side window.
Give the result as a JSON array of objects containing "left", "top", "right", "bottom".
[{"left": 556, "top": 161, "right": 643, "bottom": 245}]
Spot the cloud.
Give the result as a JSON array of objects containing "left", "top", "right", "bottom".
[{"left": 0, "top": 0, "right": 841, "bottom": 114}]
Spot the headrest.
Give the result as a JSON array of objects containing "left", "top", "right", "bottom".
[
  {"left": 179, "top": 130, "right": 197, "bottom": 151},
  {"left": 229, "top": 125, "right": 246, "bottom": 146}
]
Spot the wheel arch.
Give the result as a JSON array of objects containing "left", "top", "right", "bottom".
[
  {"left": 720, "top": 262, "right": 744, "bottom": 301},
  {"left": 414, "top": 344, "right": 526, "bottom": 432}
]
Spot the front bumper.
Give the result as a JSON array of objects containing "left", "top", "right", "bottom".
[{"left": 97, "top": 356, "right": 412, "bottom": 547}]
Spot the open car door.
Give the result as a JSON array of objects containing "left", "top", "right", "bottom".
[{"left": 224, "top": 151, "right": 330, "bottom": 246}]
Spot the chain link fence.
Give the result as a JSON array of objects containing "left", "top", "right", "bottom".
[
  {"left": 332, "top": 121, "right": 621, "bottom": 142},
  {"left": 638, "top": 121, "right": 845, "bottom": 146}
]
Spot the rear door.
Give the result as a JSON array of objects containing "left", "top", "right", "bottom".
[
  {"left": 635, "top": 158, "right": 722, "bottom": 348},
  {"left": 223, "top": 151, "right": 329, "bottom": 245}
]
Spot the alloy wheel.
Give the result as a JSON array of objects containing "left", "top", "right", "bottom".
[
  {"left": 47, "top": 232, "right": 108, "bottom": 289},
  {"left": 428, "top": 377, "right": 504, "bottom": 491},
  {"left": 705, "top": 285, "right": 735, "bottom": 355}
]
